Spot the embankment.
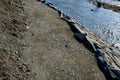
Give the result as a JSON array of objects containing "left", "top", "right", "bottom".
[{"left": 0, "top": 0, "right": 32, "bottom": 79}]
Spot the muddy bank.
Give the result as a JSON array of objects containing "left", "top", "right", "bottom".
[
  {"left": 90, "top": 0, "right": 120, "bottom": 12},
  {"left": 0, "top": 0, "right": 32, "bottom": 79}
]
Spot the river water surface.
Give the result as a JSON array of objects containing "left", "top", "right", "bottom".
[{"left": 46, "top": 0, "right": 120, "bottom": 45}]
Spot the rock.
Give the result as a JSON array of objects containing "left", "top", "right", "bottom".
[{"left": 114, "top": 43, "right": 120, "bottom": 50}]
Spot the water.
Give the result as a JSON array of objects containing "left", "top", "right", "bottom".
[{"left": 46, "top": 0, "right": 120, "bottom": 45}]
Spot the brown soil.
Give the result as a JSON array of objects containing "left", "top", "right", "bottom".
[
  {"left": 0, "top": 0, "right": 32, "bottom": 80},
  {"left": 0, "top": 0, "right": 106, "bottom": 80}
]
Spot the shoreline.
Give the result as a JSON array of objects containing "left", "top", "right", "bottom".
[
  {"left": 1, "top": 0, "right": 119, "bottom": 79},
  {"left": 44, "top": 0, "right": 120, "bottom": 50},
  {"left": 44, "top": 1, "right": 120, "bottom": 51},
  {"left": 42, "top": 1, "right": 120, "bottom": 80}
]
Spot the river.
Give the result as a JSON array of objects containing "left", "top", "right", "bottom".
[{"left": 46, "top": 0, "right": 120, "bottom": 45}]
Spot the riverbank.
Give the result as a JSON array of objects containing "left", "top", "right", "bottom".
[
  {"left": 45, "top": 0, "right": 120, "bottom": 46},
  {"left": 0, "top": 0, "right": 119, "bottom": 80},
  {"left": 21, "top": 0, "right": 106, "bottom": 80}
]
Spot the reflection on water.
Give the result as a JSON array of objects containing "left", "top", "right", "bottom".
[{"left": 46, "top": 0, "right": 120, "bottom": 44}]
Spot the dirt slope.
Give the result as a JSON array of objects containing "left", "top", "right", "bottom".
[
  {"left": 0, "top": 0, "right": 32, "bottom": 80},
  {"left": 21, "top": 0, "right": 106, "bottom": 80}
]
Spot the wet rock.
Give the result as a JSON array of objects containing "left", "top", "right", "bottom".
[{"left": 114, "top": 43, "right": 120, "bottom": 50}]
